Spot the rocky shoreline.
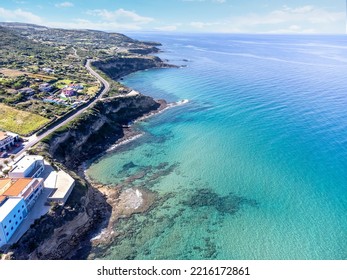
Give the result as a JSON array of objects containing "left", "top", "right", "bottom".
[{"left": 6, "top": 89, "right": 176, "bottom": 260}]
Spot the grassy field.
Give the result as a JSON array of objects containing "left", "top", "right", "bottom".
[
  {"left": 86, "top": 85, "right": 99, "bottom": 96},
  {"left": 0, "top": 68, "right": 26, "bottom": 77},
  {"left": 0, "top": 103, "right": 50, "bottom": 135},
  {"left": 54, "top": 79, "right": 73, "bottom": 89}
]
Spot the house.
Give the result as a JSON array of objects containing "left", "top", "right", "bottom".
[
  {"left": 18, "top": 87, "right": 35, "bottom": 96},
  {"left": 39, "top": 83, "right": 53, "bottom": 92},
  {"left": 0, "top": 197, "right": 27, "bottom": 248},
  {"left": 42, "top": 67, "right": 54, "bottom": 74},
  {"left": 0, "top": 132, "right": 19, "bottom": 152},
  {"left": 9, "top": 155, "right": 44, "bottom": 179},
  {"left": 61, "top": 87, "right": 75, "bottom": 97},
  {"left": 68, "top": 84, "right": 83, "bottom": 91}
]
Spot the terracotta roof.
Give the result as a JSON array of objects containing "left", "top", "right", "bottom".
[
  {"left": 3, "top": 178, "right": 33, "bottom": 197},
  {"left": 0, "top": 131, "right": 8, "bottom": 141},
  {"left": 0, "top": 179, "right": 12, "bottom": 195}
]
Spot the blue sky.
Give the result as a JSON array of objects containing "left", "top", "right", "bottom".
[{"left": 0, "top": 0, "right": 345, "bottom": 33}]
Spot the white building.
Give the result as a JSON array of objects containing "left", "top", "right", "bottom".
[
  {"left": 9, "top": 155, "right": 45, "bottom": 179},
  {"left": 0, "top": 131, "right": 19, "bottom": 152},
  {"left": 39, "top": 83, "right": 53, "bottom": 92},
  {"left": 2, "top": 178, "right": 44, "bottom": 210},
  {"left": 0, "top": 197, "right": 27, "bottom": 248},
  {"left": 46, "top": 171, "right": 75, "bottom": 206}
]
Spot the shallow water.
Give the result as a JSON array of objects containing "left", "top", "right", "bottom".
[{"left": 87, "top": 34, "right": 347, "bottom": 260}]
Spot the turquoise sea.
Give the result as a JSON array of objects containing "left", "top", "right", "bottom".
[{"left": 86, "top": 34, "right": 347, "bottom": 260}]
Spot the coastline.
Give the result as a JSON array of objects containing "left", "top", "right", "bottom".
[
  {"left": 25, "top": 89, "right": 187, "bottom": 260},
  {"left": 79, "top": 98, "right": 189, "bottom": 256}
]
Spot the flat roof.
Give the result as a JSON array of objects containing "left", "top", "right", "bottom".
[
  {"left": 49, "top": 171, "right": 74, "bottom": 199},
  {"left": 0, "top": 179, "right": 12, "bottom": 195},
  {"left": 3, "top": 178, "right": 33, "bottom": 197},
  {"left": 0, "top": 197, "right": 23, "bottom": 222},
  {"left": 6, "top": 132, "right": 18, "bottom": 138},
  {"left": 11, "top": 155, "right": 44, "bottom": 174}
]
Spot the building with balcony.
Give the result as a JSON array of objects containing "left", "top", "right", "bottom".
[
  {"left": 9, "top": 155, "right": 45, "bottom": 179},
  {"left": 0, "top": 131, "right": 19, "bottom": 152},
  {"left": 2, "top": 178, "right": 44, "bottom": 210}
]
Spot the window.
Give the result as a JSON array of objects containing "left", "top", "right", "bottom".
[
  {"left": 6, "top": 232, "right": 8, "bottom": 236},
  {"left": 4, "top": 225, "right": 6, "bottom": 229},
  {"left": 9, "top": 220, "right": 11, "bottom": 223},
  {"left": 22, "top": 205, "right": 24, "bottom": 208},
  {"left": 15, "top": 221, "right": 18, "bottom": 225},
  {"left": 11, "top": 226, "right": 13, "bottom": 230},
  {"left": 18, "top": 209, "right": 20, "bottom": 213},
  {"left": 13, "top": 214, "right": 16, "bottom": 218},
  {"left": 20, "top": 216, "right": 22, "bottom": 220}
]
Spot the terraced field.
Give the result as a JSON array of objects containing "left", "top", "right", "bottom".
[{"left": 0, "top": 103, "right": 50, "bottom": 135}]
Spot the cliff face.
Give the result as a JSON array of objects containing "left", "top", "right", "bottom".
[
  {"left": 92, "top": 56, "right": 171, "bottom": 80},
  {"left": 10, "top": 94, "right": 163, "bottom": 259},
  {"left": 47, "top": 94, "right": 161, "bottom": 169}
]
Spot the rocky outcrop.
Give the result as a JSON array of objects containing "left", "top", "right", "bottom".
[
  {"left": 128, "top": 46, "right": 160, "bottom": 55},
  {"left": 92, "top": 56, "right": 173, "bottom": 80},
  {"left": 46, "top": 94, "right": 162, "bottom": 169}
]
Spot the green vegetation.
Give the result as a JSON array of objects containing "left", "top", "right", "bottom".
[
  {"left": 0, "top": 22, "right": 162, "bottom": 135},
  {"left": 0, "top": 103, "right": 50, "bottom": 135},
  {"left": 54, "top": 79, "right": 73, "bottom": 89}
]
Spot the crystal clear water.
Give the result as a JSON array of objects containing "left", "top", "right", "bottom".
[{"left": 87, "top": 34, "right": 347, "bottom": 260}]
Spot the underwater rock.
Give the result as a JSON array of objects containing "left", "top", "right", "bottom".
[{"left": 183, "top": 188, "right": 258, "bottom": 215}]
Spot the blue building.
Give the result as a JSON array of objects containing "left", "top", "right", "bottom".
[{"left": 0, "top": 197, "right": 27, "bottom": 248}]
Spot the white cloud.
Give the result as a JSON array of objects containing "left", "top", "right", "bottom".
[
  {"left": 155, "top": 25, "right": 178, "bottom": 31},
  {"left": 55, "top": 2, "right": 74, "bottom": 8},
  {"left": 0, "top": 7, "right": 43, "bottom": 24},
  {"left": 190, "top": 21, "right": 219, "bottom": 28},
  {"left": 86, "top": 8, "right": 154, "bottom": 25},
  {"left": 189, "top": 5, "right": 344, "bottom": 34},
  {"left": 76, "top": 8, "right": 154, "bottom": 31},
  {"left": 47, "top": 18, "right": 148, "bottom": 31}
]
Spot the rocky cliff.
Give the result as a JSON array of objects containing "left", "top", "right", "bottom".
[
  {"left": 92, "top": 56, "right": 172, "bottom": 80},
  {"left": 45, "top": 94, "right": 162, "bottom": 169}
]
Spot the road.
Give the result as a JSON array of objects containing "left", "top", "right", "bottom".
[{"left": 16, "top": 59, "right": 110, "bottom": 158}]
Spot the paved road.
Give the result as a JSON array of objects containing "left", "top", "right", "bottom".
[{"left": 16, "top": 60, "right": 110, "bottom": 158}]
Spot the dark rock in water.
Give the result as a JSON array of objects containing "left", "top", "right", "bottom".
[
  {"left": 157, "top": 162, "right": 169, "bottom": 170},
  {"left": 183, "top": 188, "right": 258, "bottom": 215},
  {"left": 122, "top": 161, "right": 137, "bottom": 171}
]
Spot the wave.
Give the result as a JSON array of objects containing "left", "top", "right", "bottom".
[{"left": 106, "top": 133, "right": 145, "bottom": 152}]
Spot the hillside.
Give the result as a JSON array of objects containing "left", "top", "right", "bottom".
[{"left": 0, "top": 22, "right": 167, "bottom": 135}]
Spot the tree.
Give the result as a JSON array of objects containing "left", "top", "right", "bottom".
[{"left": 3, "top": 160, "right": 9, "bottom": 166}]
